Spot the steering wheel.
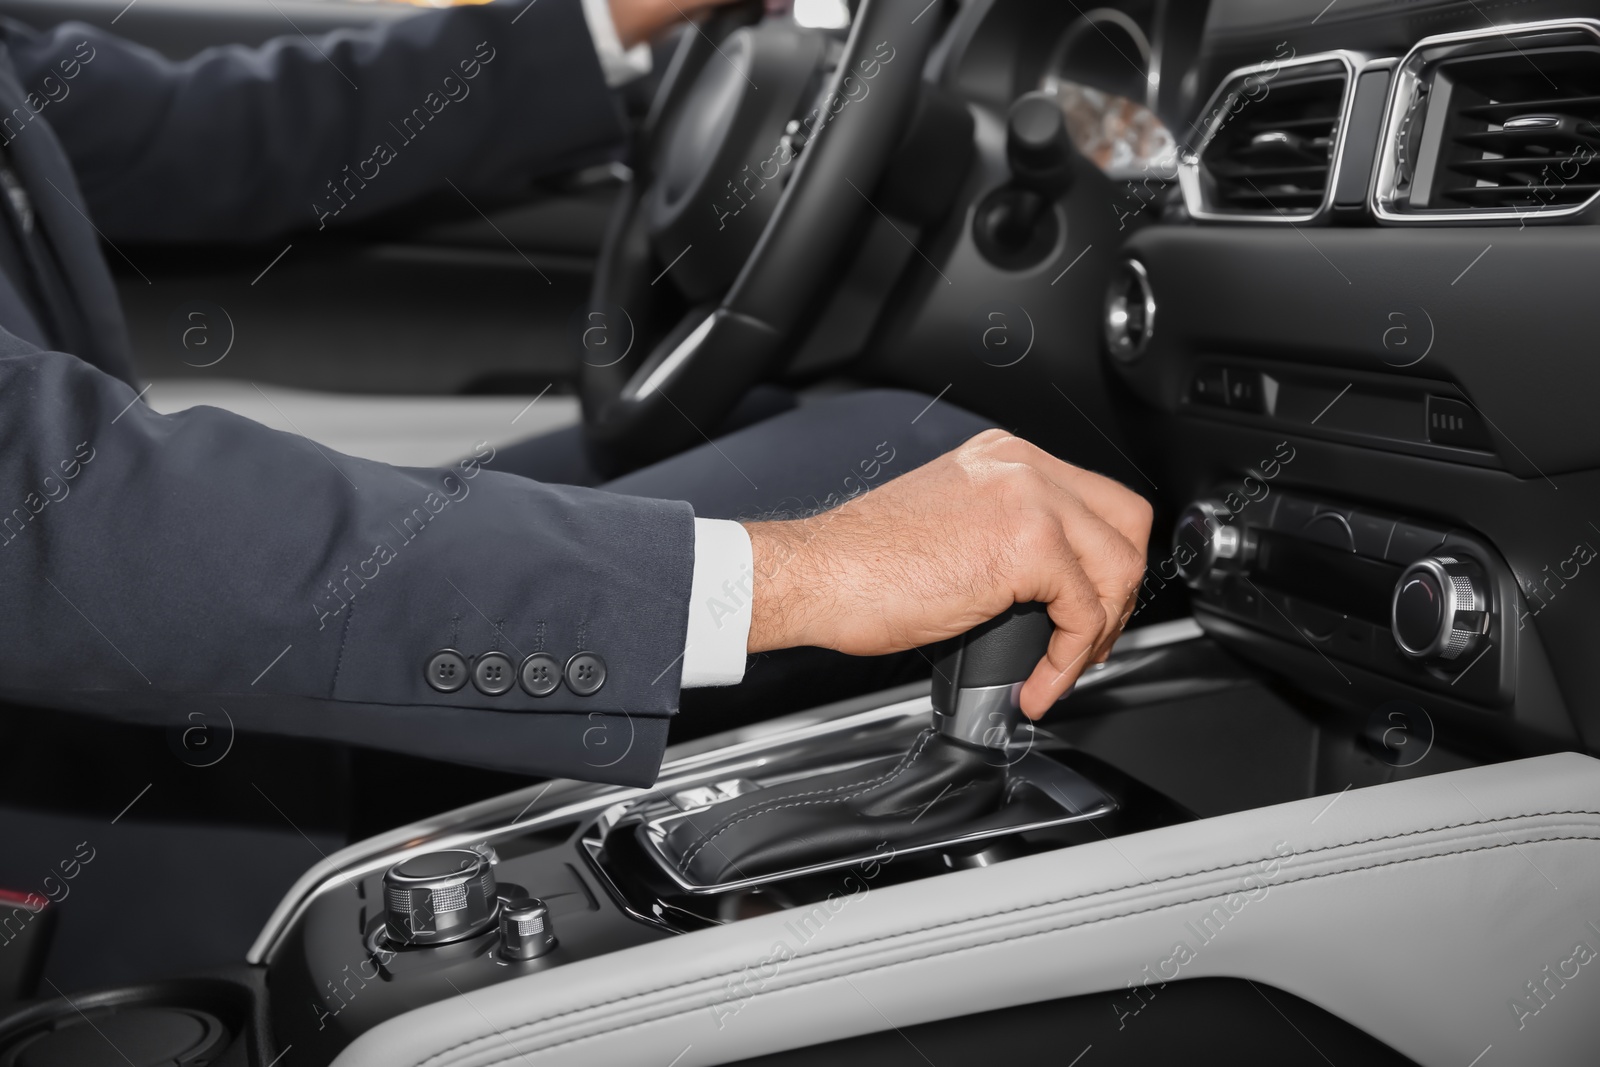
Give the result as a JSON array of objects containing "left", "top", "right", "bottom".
[{"left": 579, "top": 0, "right": 944, "bottom": 476}]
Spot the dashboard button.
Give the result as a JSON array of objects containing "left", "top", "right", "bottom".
[
  {"left": 1350, "top": 513, "right": 1395, "bottom": 558},
  {"left": 425, "top": 649, "right": 469, "bottom": 693},
  {"left": 1426, "top": 396, "right": 1494, "bottom": 451},
  {"left": 1190, "top": 366, "right": 1228, "bottom": 407},
  {"left": 1227, "top": 369, "right": 1266, "bottom": 413},
  {"left": 1386, "top": 522, "right": 1447, "bottom": 564},
  {"left": 472, "top": 652, "right": 515, "bottom": 696},
  {"left": 1271, "top": 495, "right": 1317, "bottom": 534},
  {"left": 1300, "top": 511, "right": 1356, "bottom": 552}
]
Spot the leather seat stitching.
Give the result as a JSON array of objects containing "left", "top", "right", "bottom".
[
  {"left": 448, "top": 832, "right": 1600, "bottom": 1067},
  {"left": 412, "top": 808, "right": 1600, "bottom": 1066}
]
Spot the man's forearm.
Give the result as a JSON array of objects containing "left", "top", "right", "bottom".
[
  {"left": 0, "top": 335, "right": 696, "bottom": 781},
  {"left": 740, "top": 432, "right": 1154, "bottom": 717},
  {"left": 607, "top": 0, "right": 732, "bottom": 49}
]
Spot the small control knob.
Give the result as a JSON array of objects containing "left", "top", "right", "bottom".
[
  {"left": 975, "top": 92, "right": 1080, "bottom": 264},
  {"left": 499, "top": 896, "right": 557, "bottom": 961},
  {"left": 1173, "top": 500, "right": 1242, "bottom": 587},
  {"left": 1391, "top": 555, "right": 1489, "bottom": 661},
  {"left": 383, "top": 849, "right": 498, "bottom": 947},
  {"left": 1006, "top": 91, "right": 1076, "bottom": 193}
]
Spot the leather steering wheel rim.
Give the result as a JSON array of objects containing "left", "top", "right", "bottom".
[{"left": 579, "top": 0, "right": 944, "bottom": 477}]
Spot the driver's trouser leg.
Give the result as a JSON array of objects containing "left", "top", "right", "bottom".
[
  {"left": 597, "top": 388, "right": 995, "bottom": 519},
  {"left": 489, "top": 384, "right": 801, "bottom": 488}
]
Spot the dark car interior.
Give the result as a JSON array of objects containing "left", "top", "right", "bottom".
[{"left": 1, "top": 0, "right": 1597, "bottom": 1064}]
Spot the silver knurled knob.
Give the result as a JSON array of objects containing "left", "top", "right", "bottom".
[
  {"left": 383, "top": 848, "right": 498, "bottom": 946},
  {"left": 499, "top": 897, "right": 557, "bottom": 961},
  {"left": 1391, "top": 555, "right": 1490, "bottom": 662}
]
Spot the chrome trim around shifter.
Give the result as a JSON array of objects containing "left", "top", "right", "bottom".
[
  {"left": 628, "top": 751, "right": 1117, "bottom": 895},
  {"left": 933, "top": 682, "right": 1025, "bottom": 749}
]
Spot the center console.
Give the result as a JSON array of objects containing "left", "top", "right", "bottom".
[
  {"left": 0, "top": 616, "right": 1206, "bottom": 1067},
  {"left": 3, "top": 598, "right": 1586, "bottom": 1066},
  {"left": 254, "top": 607, "right": 1190, "bottom": 1064}
]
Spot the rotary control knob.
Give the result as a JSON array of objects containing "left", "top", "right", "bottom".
[
  {"left": 1006, "top": 91, "right": 1076, "bottom": 193},
  {"left": 1391, "top": 555, "right": 1489, "bottom": 661},
  {"left": 383, "top": 848, "right": 498, "bottom": 947},
  {"left": 1173, "top": 500, "right": 1242, "bottom": 587},
  {"left": 499, "top": 896, "right": 557, "bottom": 961}
]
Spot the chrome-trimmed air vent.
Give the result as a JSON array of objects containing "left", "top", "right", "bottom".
[
  {"left": 1179, "top": 51, "right": 1358, "bottom": 223},
  {"left": 1372, "top": 20, "right": 1600, "bottom": 223}
]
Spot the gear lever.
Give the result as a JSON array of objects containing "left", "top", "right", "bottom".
[
  {"left": 656, "top": 604, "right": 1057, "bottom": 886},
  {"left": 931, "top": 601, "right": 1054, "bottom": 750}
]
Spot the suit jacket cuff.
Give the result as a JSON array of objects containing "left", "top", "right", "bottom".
[{"left": 578, "top": 0, "right": 654, "bottom": 87}]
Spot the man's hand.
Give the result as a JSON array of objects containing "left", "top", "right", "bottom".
[
  {"left": 609, "top": 0, "right": 744, "bottom": 50},
  {"left": 743, "top": 429, "right": 1154, "bottom": 719}
]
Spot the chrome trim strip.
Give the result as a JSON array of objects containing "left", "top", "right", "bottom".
[
  {"left": 1369, "top": 19, "right": 1600, "bottom": 225},
  {"left": 1178, "top": 50, "right": 1365, "bottom": 225},
  {"left": 933, "top": 682, "right": 1024, "bottom": 748},
  {"left": 1104, "top": 258, "right": 1156, "bottom": 363}
]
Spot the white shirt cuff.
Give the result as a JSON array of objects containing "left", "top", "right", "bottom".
[
  {"left": 579, "top": 0, "right": 655, "bottom": 88},
  {"left": 681, "top": 517, "right": 752, "bottom": 688}
]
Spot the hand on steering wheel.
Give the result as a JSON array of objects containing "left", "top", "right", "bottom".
[{"left": 608, "top": 0, "right": 745, "bottom": 50}]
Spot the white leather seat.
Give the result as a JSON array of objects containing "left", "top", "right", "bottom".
[{"left": 332, "top": 752, "right": 1600, "bottom": 1067}]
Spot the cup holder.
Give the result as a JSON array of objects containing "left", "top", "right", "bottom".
[{"left": 0, "top": 980, "right": 247, "bottom": 1067}]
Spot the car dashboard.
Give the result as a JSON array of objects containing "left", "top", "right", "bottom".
[{"left": 859, "top": 0, "right": 1598, "bottom": 763}]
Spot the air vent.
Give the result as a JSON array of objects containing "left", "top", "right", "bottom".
[
  {"left": 1374, "top": 20, "right": 1600, "bottom": 221},
  {"left": 1179, "top": 54, "right": 1355, "bottom": 222}
]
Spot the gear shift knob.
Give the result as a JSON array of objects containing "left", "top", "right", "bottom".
[{"left": 930, "top": 602, "right": 1054, "bottom": 750}]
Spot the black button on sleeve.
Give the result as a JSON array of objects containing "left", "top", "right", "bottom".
[
  {"left": 472, "top": 651, "right": 516, "bottom": 696},
  {"left": 564, "top": 652, "right": 606, "bottom": 696},
  {"left": 519, "top": 653, "right": 562, "bottom": 697},
  {"left": 425, "top": 649, "right": 469, "bottom": 693}
]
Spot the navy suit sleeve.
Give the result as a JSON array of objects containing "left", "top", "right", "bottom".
[
  {"left": 0, "top": 334, "right": 693, "bottom": 785},
  {"left": 2, "top": 0, "right": 623, "bottom": 242}
]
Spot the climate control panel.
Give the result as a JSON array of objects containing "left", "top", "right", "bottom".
[{"left": 1173, "top": 489, "right": 1515, "bottom": 706}]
